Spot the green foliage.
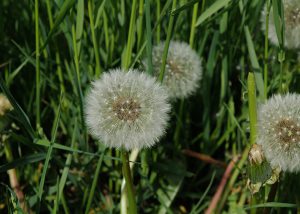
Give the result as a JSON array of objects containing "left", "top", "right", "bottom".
[{"left": 0, "top": 0, "right": 300, "bottom": 213}]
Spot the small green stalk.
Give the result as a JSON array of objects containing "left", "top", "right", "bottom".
[
  {"left": 124, "top": 0, "right": 138, "bottom": 69},
  {"left": 247, "top": 72, "right": 257, "bottom": 145},
  {"left": 88, "top": 0, "right": 101, "bottom": 77},
  {"left": 278, "top": 50, "right": 285, "bottom": 93},
  {"left": 155, "top": 0, "right": 161, "bottom": 44},
  {"left": 85, "top": 150, "right": 105, "bottom": 214},
  {"left": 46, "top": 0, "right": 65, "bottom": 93},
  {"left": 173, "top": 100, "right": 184, "bottom": 146},
  {"left": 217, "top": 147, "right": 249, "bottom": 212},
  {"left": 121, "top": 150, "right": 137, "bottom": 214},
  {"left": 35, "top": 0, "right": 41, "bottom": 128},
  {"left": 189, "top": 2, "right": 199, "bottom": 48},
  {"left": 72, "top": 26, "right": 86, "bottom": 141},
  {"left": 264, "top": 0, "right": 271, "bottom": 98},
  {"left": 145, "top": 0, "right": 153, "bottom": 75},
  {"left": 158, "top": 0, "right": 177, "bottom": 83},
  {"left": 137, "top": 0, "right": 144, "bottom": 50}
]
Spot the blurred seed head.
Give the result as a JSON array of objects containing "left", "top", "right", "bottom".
[
  {"left": 257, "top": 93, "right": 300, "bottom": 173},
  {"left": 84, "top": 69, "right": 170, "bottom": 151},
  {"left": 0, "top": 94, "right": 13, "bottom": 116},
  {"left": 261, "top": 0, "right": 300, "bottom": 49},
  {"left": 146, "top": 41, "right": 202, "bottom": 99}
]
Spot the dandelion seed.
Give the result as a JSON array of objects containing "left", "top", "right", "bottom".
[
  {"left": 85, "top": 68, "right": 170, "bottom": 151},
  {"left": 145, "top": 41, "right": 202, "bottom": 99},
  {"left": 257, "top": 93, "right": 300, "bottom": 173},
  {"left": 261, "top": 0, "right": 300, "bottom": 49}
]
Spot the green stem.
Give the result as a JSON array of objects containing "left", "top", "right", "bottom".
[
  {"left": 263, "top": 182, "right": 278, "bottom": 214},
  {"left": 145, "top": 0, "right": 153, "bottom": 75},
  {"left": 124, "top": 0, "right": 138, "bottom": 69},
  {"left": 217, "top": 147, "right": 250, "bottom": 212},
  {"left": 201, "top": 0, "right": 206, "bottom": 12},
  {"left": 278, "top": 50, "right": 285, "bottom": 93},
  {"left": 173, "top": 100, "right": 184, "bottom": 146},
  {"left": 158, "top": 0, "right": 177, "bottom": 83},
  {"left": 121, "top": 150, "right": 137, "bottom": 214},
  {"left": 156, "top": 0, "right": 161, "bottom": 44},
  {"left": 88, "top": 0, "right": 101, "bottom": 77},
  {"left": 173, "top": 1, "right": 197, "bottom": 146},
  {"left": 189, "top": 2, "right": 198, "bottom": 48},
  {"left": 264, "top": 0, "right": 270, "bottom": 99},
  {"left": 35, "top": 0, "right": 41, "bottom": 128},
  {"left": 46, "top": 0, "right": 65, "bottom": 93},
  {"left": 247, "top": 72, "right": 257, "bottom": 145},
  {"left": 137, "top": 0, "right": 144, "bottom": 50},
  {"left": 72, "top": 26, "right": 86, "bottom": 142},
  {"left": 85, "top": 150, "right": 106, "bottom": 214}
]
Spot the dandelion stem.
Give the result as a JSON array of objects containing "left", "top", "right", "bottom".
[
  {"left": 247, "top": 72, "right": 257, "bottom": 145},
  {"left": 121, "top": 150, "right": 137, "bottom": 214},
  {"left": 158, "top": 0, "right": 177, "bottom": 83}
]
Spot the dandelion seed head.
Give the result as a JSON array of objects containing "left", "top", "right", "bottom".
[
  {"left": 145, "top": 41, "right": 202, "bottom": 99},
  {"left": 84, "top": 69, "right": 170, "bottom": 151},
  {"left": 257, "top": 93, "right": 300, "bottom": 173},
  {"left": 261, "top": 0, "right": 300, "bottom": 49}
]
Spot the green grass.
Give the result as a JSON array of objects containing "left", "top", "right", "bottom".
[{"left": 0, "top": 0, "right": 300, "bottom": 213}]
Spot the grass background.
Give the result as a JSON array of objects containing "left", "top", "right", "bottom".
[{"left": 0, "top": 0, "right": 300, "bottom": 213}]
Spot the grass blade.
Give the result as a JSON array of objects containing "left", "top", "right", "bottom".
[
  {"left": 41, "top": 0, "right": 76, "bottom": 50},
  {"left": 0, "top": 153, "right": 46, "bottom": 173},
  {"left": 244, "top": 202, "right": 297, "bottom": 210},
  {"left": 145, "top": 0, "right": 153, "bottom": 75},
  {"left": 0, "top": 77, "right": 36, "bottom": 139},
  {"left": 84, "top": 149, "right": 106, "bottom": 214},
  {"left": 244, "top": 26, "right": 265, "bottom": 100},
  {"left": 195, "top": 0, "right": 231, "bottom": 27},
  {"left": 36, "top": 93, "right": 63, "bottom": 212}
]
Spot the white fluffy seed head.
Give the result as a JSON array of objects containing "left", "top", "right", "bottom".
[
  {"left": 145, "top": 41, "right": 202, "bottom": 99},
  {"left": 261, "top": 0, "right": 300, "bottom": 49},
  {"left": 257, "top": 93, "right": 300, "bottom": 173},
  {"left": 84, "top": 68, "right": 171, "bottom": 151}
]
